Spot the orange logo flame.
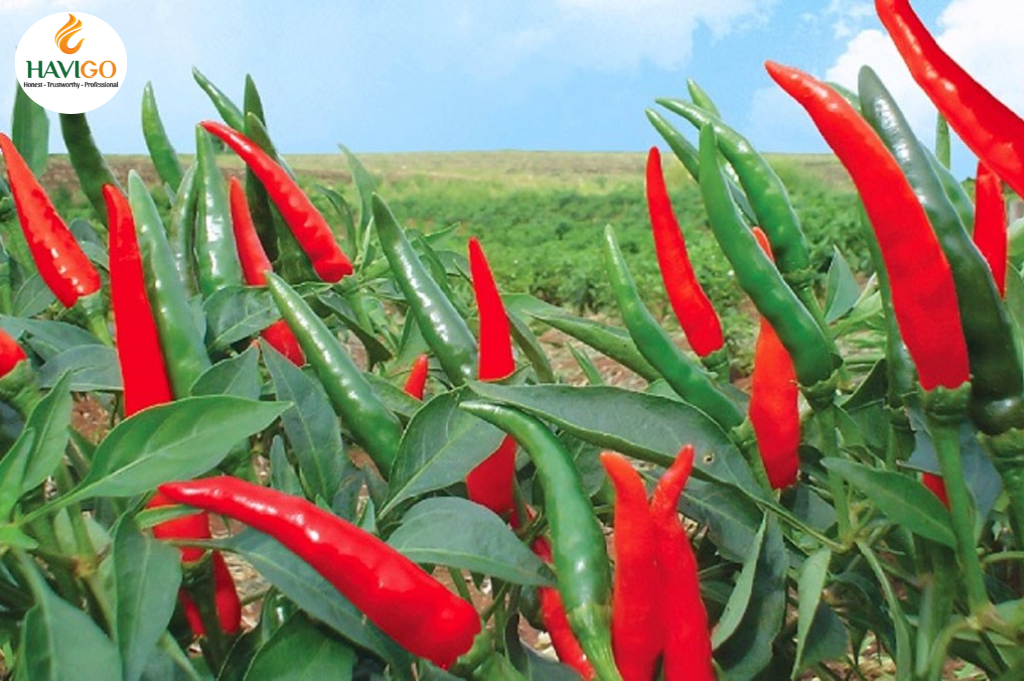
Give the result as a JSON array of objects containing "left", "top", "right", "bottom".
[{"left": 55, "top": 14, "right": 84, "bottom": 55}]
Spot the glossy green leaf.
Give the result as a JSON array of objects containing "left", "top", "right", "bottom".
[
  {"left": 191, "top": 346, "right": 261, "bottom": 400},
  {"left": 245, "top": 614, "right": 355, "bottom": 681},
  {"left": 681, "top": 477, "right": 762, "bottom": 564},
  {"left": 824, "top": 247, "right": 860, "bottom": 323},
  {"left": 269, "top": 436, "right": 304, "bottom": 497},
  {"left": 203, "top": 286, "right": 281, "bottom": 352},
  {"left": 263, "top": 342, "right": 351, "bottom": 502},
  {"left": 113, "top": 520, "right": 182, "bottom": 681},
  {"left": 711, "top": 514, "right": 764, "bottom": 648},
  {"left": 19, "top": 559, "right": 123, "bottom": 680},
  {"left": 0, "top": 428, "right": 34, "bottom": 520},
  {"left": 22, "top": 372, "right": 73, "bottom": 493},
  {"left": 69, "top": 397, "right": 287, "bottom": 500},
  {"left": 38, "top": 345, "right": 121, "bottom": 391},
  {"left": 823, "top": 459, "right": 956, "bottom": 547},
  {"left": 464, "top": 381, "right": 762, "bottom": 495},
  {"left": 221, "top": 529, "right": 410, "bottom": 665},
  {"left": 387, "top": 498, "right": 553, "bottom": 586},
  {"left": 793, "top": 548, "right": 832, "bottom": 676},
  {"left": 12, "top": 85, "right": 49, "bottom": 176},
  {"left": 714, "top": 517, "right": 786, "bottom": 679},
  {"left": 383, "top": 388, "right": 506, "bottom": 516}
]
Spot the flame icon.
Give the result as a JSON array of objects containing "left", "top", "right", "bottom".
[{"left": 55, "top": 14, "right": 84, "bottom": 55}]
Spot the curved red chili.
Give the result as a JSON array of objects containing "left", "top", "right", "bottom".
[
  {"left": 159, "top": 476, "right": 481, "bottom": 668},
  {"left": 0, "top": 133, "right": 101, "bottom": 308},
  {"left": 876, "top": 0, "right": 1024, "bottom": 201},
  {"left": 229, "top": 177, "right": 305, "bottom": 366},
  {"left": 646, "top": 147, "right": 724, "bottom": 357},
  {"left": 465, "top": 238, "right": 518, "bottom": 519},
  {"left": 649, "top": 445, "right": 713, "bottom": 681},
  {"left": 766, "top": 61, "right": 969, "bottom": 391},
  {"left": 404, "top": 353, "right": 430, "bottom": 400},
  {"left": 922, "top": 472, "right": 950, "bottom": 510},
  {"left": 974, "top": 162, "right": 1008, "bottom": 298},
  {"left": 104, "top": 185, "right": 174, "bottom": 416},
  {"left": 0, "top": 328, "right": 27, "bottom": 380},
  {"left": 201, "top": 121, "right": 352, "bottom": 282},
  {"left": 749, "top": 228, "right": 800, "bottom": 489},
  {"left": 601, "top": 452, "right": 661, "bottom": 681}
]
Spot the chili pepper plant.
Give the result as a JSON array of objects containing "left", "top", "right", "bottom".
[{"left": 1, "top": 1, "right": 1024, "bottom": 678}]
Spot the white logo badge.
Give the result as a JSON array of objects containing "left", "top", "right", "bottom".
[{"left": 15, "top": 12, "right": 127, "bottom": 114}]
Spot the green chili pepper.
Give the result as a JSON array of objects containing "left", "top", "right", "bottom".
[
  {"left": 265, "top": 272, "right": 403, "bottom": 476},
  {"left": 127, "top": 171, "right": 211, "bottom": 397},
  {"left": 646, "top": 109, "right": 756, "bottom": 223},
  {"left": 528, "top": 312, "right": 660, "bottom": 383},
  {"left": 194, "top": 126, "right": 244, "bottom": 298},
  {"left": 242, "top": 80, "right": 280, "bottom": 264},
  {"left": 686, "top": 78, "right": 721, "bottom": 117},
  {"left": 167, "top": 164, "right": 198, "bottom": 296},
  {"left": 459, "top": 401, "right": 621, "bottom": 681},
  {"left": 859, "top": 67, "right": 1024, "bottom": 435},
  {"left": 697, "top": 125, "right": 835, "bottom": 392},
  {"left": 927, "top": 151, "right": 975, "bottom": 233},
  {"left": 373, "top": 194, "right": 478, "bottom": 385},
  {"left": 192, "top": 67, "right": 246, "bottom": 132},
  {"left": 935, "top": 114, "right": 951, "bottom": 170},
  {"left": 658, "top": 99, "right": 816, "bottom": 296},
  {"left": 603, "top": 225, "right": 742, "bottom": 430},
  {"left": 59, "top": 113, "right": 121, "bottom": 224},
  {"left": 141, "top": 82, "right": 184, "bottom": 190}
]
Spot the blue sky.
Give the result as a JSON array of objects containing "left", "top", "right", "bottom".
[{"left": 2, "top": 1, "right": 1022, "bottom": 180}]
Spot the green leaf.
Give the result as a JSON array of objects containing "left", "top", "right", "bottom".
[
  {"left": 715, "top": 517, "right": 786, "bottom": 679},
  {"left": 22, "top": 372, "right": 73, "bottom": 493},
  {"left": 680, "top": 477, "right": 761, "bottom": 564},
  {"left": 113, "top": 520, "right": 182, "bottom": 681},
  {"left": 0, "top": 428, "right": 34, "bottom": 519},
  {"left": 38, "top": 345, "right": 122, "bottom": 391},
  {"left": 382, "top": 389, "right": 506, "bottom": 516},
  {"left": 12, "top": 273, "right": 55, "bottom": 319},
  {"left": 339, "top": 144, "right": 379, "bottom": 236},
  {"left": 824, "top": 247, "right": 860, "bottom": 323},
  {"left": 317, "top": 292, "right": 393, "bottom": 367},
  {"left": 793, "top": 548, "right": 832, "bottom": 676},
  {"left": 3, "top": 318, "right": 101, "bottom": 360},
  {"left": 12, "top": 85, "right": 49, "bottom": 176},
  {"left": 263, "top": 342, "right": 350, "bottom": 502},
  {"left": 69, "top": 397, "right": 288, "bottom": 500},
  {"left": 710, "top": 515, "right": 763, "bottom": 648},
  {"left": 508, "top": 312, "right": 555, "bottom": 384},
  {"left": 269, "top": 436, "right": 304, "bottom": 497},
  {"left": 799, "top": 603, "right": 849, "bottom": 672},
  {"left": 221, "top": 529, "right": 410, "bottom": 665},
  {"left": 204, "top": 286, "right": 280, "bottom": 352},
  {"left": 387, "top": 498, "right": 553, "bottom": 586},
  {"left": 244, "top": 614, "right": 356, "bottom": 681},
  {"left": 18, "top": 559, "right": 123, "bottom": 680},
  {"left": 528, "top": 312, "right": 660, "bottom": 382},
  {"left": 364, "top": 371, "right": 422, "bottom": 421},
  {"left": 464, "top": 382, "right": 762, "bottom": 495},
  {"left": 191, "top": 346, "right": 261, "bottom": 400},
  {"left": 823, "top": 458, "right": 956, "bottom": 547}
]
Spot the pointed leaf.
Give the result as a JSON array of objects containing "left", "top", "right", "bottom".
[
  {"left": 191, "top": 346, "right": 261, "bottom": 400},
  {"left": 12, "top": 85, "right": 49, "bottom": 176},
  {"left": 22, "top": 372, "right": 73, "bottom": 492},
  {"left": 245, "top": 614, "right": 356, "bottom": 681},
  {"left": 824, "top": 248, "right": 859, "bottom": 323}
]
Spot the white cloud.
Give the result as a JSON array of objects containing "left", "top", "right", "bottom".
[{"left": 824, "top": 0, "right": 1024, "bottom": 154}]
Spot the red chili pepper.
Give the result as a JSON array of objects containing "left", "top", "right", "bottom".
[
  {"left": 0, "top": 328, "right": 27, "bottom": 380},
  {"left": 766, "top": 62, "right": 969, "bottom": 391},
  {"left": 646, "top": 147, "right": 724, "bottom": 357},
  {"left": 105, "top": 185, "right": 175, "bottom": 416},
  {"left": 0, "top": 133, "right": 101, "bottom": 308},
  {"left": 404, "top": 353, "right": 430, "bottom": 400},
  {"left": 147, "top": 491, "right": 242, "bottom": 637},
  {"left": 201, "top": 121, "right": 352, "bottom": 283},
  {"left": 465, "top": 238, "right": 518, "bottom": 519},
  {"left": 532, "top": 536, "right": 596, "bottom": 680},
  {"left": 600, "top": 452, "right": 662, "bottom": 681},
  {"left": 159, "top": 476, "right": 481, "bottom": 668},
  {"left": 974, "top": 162, "right": 1008, "bottom": 298},
  {"left": 649, "top": 445, "right": 713, "bottom": 681},
  {"left": 749, "top": 227, "right": 800, "bottom": 489},
  {"left": 229, "top": 177, "right": 305, "bottom": 366},
  {"left": 876, "top": 0, "right": 1024, "bottom": 201},
  {"left": 922, "top": 472, "right": 950, "bottom": 510}
]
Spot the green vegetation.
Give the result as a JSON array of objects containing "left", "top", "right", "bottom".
[{"left": 34, "top": 150, "right": 867, "bottom": 356}]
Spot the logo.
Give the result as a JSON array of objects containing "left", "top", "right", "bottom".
[
  {"left": 55, "top": 14, "right": 85, "bottom": 55},
  {"left": 15, "top": 12, "right": 127, "bottom": 114}
]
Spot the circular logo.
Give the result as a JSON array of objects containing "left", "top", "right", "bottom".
[{"left": 14, "top": 12, "right": 127, "bottom": 114}]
